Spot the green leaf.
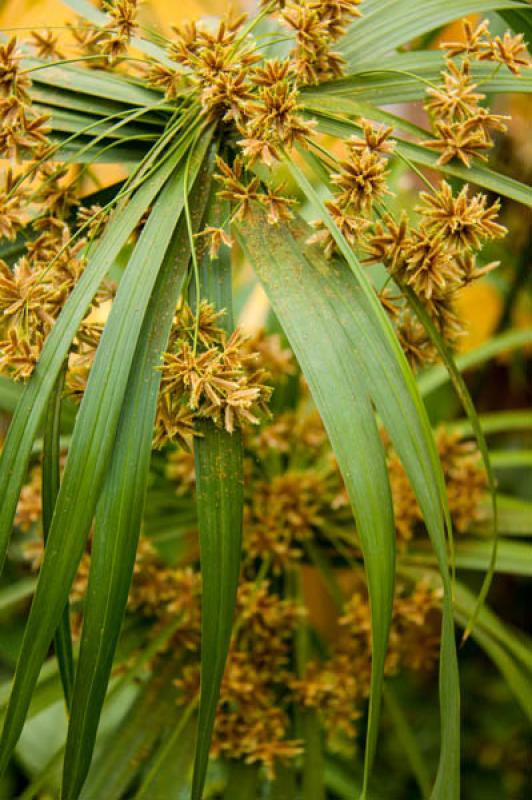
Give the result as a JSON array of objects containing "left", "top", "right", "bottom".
[
  {"left": 497, "top": 8, "right": 532, "bottom": 41},
  {"left": 308, "top": 111, "right": 532, "bottom": 207},
  {"left": 418, "top": 328, "right": 532, "bottom": 395},
  {"left": 61, "top": 155, "right": 213, "bottom": 800},
  {"left": 447, "top": 410, "right": 532, "bottom": 436},
  {"left": 453, "top": 581, "right": 532, "bottom": 721},
  {"left": 270, "top": 763, "right": 298, "bottom": 799},
  {"left": 303, "top": 52, "right": 532, "bottom": 105},
  {"left": 134, "top": 710, "right": 196, "bottom": 800},
  {"left": 191, "top": 193, "right": 245, "bottom": 800},
  {"left": 237, "top": 210, "right": 395, "bottom": 799},
  {"left": 438, "top": 538, "right": 532, "bottom": 576},
  {"left": 406, "top": 291, "right": 497, "bottom": 639},
  {"left": 489, "top": 449, "right": 532, "bottom": 468},
  {"left": 79, "top": 656, "right": 183, "bottom": 800},
  {"left": 0, "top": 376, "right": 23, "bottom": 415},
  {"left": 0, "top": 136, "right": 210, "bottom": 775},
  {"left": 276, "top": 156, "right": 460, "bottom": 797},
  {"left": 0, "top": 579, "right": 36, "bottom": 615},
  {"left": 476, "top": 495, "right": 532, "bottom": 536},
  {"left": 41, "top": 366, "right": 74, "bottom": 710},
  {"left": 0, "top": 143, "right": 187, "bottom": 578},
  {"left": 340, "top": 0, "right": 524, "bottom": 65},
  {"left": 25, "top": 55, "right": 163, "bottom": 108}
]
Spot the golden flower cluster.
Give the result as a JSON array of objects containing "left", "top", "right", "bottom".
[
  {"left": 147, "top": 3, "right": 364, "bottom": 169},
  {"left": 423, "top": 19, "right": 530, "bottom": 168},
  {"left": 442, "top": 19, "right": 530, "bottom": 75},
  {"left": 13, "top": 330, "right": 489, "bottom": 777},
  {"left": 308, "top": 111, "right": 508, "bottom": 359},
  {"left": 281, "top": 0, "right": 363, "bottom": 85},
  {"left": 174, "top": 580, "right": 305, "bottom": 776},
  {"left": 155, "top": 302, "right": 272, "bottom": 447},
  {"left": 0, "top": 164, "right": 113, "bottom": 383},
  {"left": 388, "top": 427, "right": 488, "bottom": 546},
  {"left": 0, "top": 37, "right": 50, "bottom": 162},
  {"left": 67, "top": 0, "right": 139, "bottom": 64},
  {"left": 308, "top": 120, "right": 394, "bottom": 257},
  {"left": 290, "top": 579, "right": 442, "bottom": 748},
  {"left": 214, "top": 155, "right": 296, "bottom": 228}
]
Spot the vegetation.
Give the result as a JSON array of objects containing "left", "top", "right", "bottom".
[{"left": 0, "top": 1, "right": 530, "bottom": 798}]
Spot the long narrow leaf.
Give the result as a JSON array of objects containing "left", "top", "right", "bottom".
[
  {"left": 0, "top": 136, "right": 210, "bottom": 774},
  {"left": 191, "top": 193, "right": 245, "bottom": 800},
  {"left": 247, "top": 177, "right": 459, "bottom": 798},
  {"left": 0, "top": 145, "right": 186, "bottom": 576},
  {"left": 340, "top": 0, "right": 523, "bottom": 65},
  {"left": 41, "top": 366, "right": 74, "bottom": 710},
  {"left": 237, "top": 209, "right": 396, "bottom": 799},
  {"left": 61, "top": 154, "right": 213, "bottom": 800}
]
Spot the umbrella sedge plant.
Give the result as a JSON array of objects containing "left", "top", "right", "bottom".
[{"left": 0, "top": 0, "right": 530, "bottom": 798}]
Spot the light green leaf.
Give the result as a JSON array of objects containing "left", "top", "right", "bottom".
[
  {"left": 277, "top": 158, "right": 460, "bottom": 798},
  {"left": 301, "top": 710, "right": 326, "bottom": 800},
  {"left": 383, "top": 685, "right": 432, "bottom": 799},
  {"left": 79, "top": 656, "right": 183, "bottom": 800},
  {"left": 404, "top": 537, "right": 532, "bottom": 576},
  {"left": 453, "top": 581, "right": 532, "bottom": 720},
  {"left": 447, "top": 410, "right": 532, "bottom": 437},
  {"left": 340, "top": 0, "right": 524, "bottom": 65},
  {"left": 489, "top": 449, "right": 532, "bottom": 468},
  {"left": 224, "top": 762, "right": 260, "bottom": 798},
  {"left": 304, "top": 52, "right": 532, "bottom": 105}
]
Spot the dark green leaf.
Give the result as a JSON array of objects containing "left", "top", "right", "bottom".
[
  {"left": 61, "top": 154, "right": 213, "bottom": 800},
  {"left": 0, "top": 136, "right": 209, "bottom": 774},
  {"left": 237, "top": 210, "right": 395, "bottom": 799},
  {"left": 191, "top": 192, "right": 245, "bottom": 800}
]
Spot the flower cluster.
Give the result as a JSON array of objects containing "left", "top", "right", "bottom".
[
  {"left": 68, "top": 0, "right": 139, "bottom": 64},
  {"left": 0, "top": 37, "right": 50, "bottom": 162},
  {"left": 281, "top": 0, "right": 363, "bottom": 85},
  {"left": 155, "top": 302, "right": 272, "bottom": 447},
  {"left": 14, "top": 329, "right": 490, "bottom": 777},
  {"left": 308, "top": 112, "right": 508, "bottom": 359},
  {"left": 423, "top": 20, "right": 530, "bottom": 167},
  {"left": 290, "top": 579, "right": 442, "bottom": 747},
  {"left": 0, "top": 165, "right": 113, "bottom": 382},
  {"left": 148, "top": 3, "right": 364, "bottom": 168},
  {"left": 388, "top": 427, "right": 488, "bottom": 546}
]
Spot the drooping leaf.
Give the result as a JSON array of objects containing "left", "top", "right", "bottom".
[
  {"left": 61, "top": 153, "right": 214, "bottom": 800},
  {"left": 419, "top": 329, "right": 532, "bottom": 395},
  {"left": 0, "top": 135, "right": 210, "bottom": 774},
  {"left": 237, "top": 209, "right": 396, "bottom": 799},
  {"left": 0, "top": 142, "right": 188, "bottom": 577},
  {"left": 281, "top": 159, "right": 460, "bottom": 797},
  {"left": 79, "top": 656, "right": 184, "bottom": 800}
]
